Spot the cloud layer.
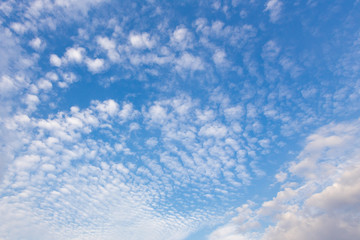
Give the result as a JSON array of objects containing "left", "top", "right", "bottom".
[{"left": 1, "top": 0, "right": 360, "bottom": 239}]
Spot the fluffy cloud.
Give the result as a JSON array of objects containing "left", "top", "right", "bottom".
[
  {"left": 97, "top": 36, "right": 120, "bottom": 62},
  {"left": 29, "top": 37, "right": 44, "bottom": 50},
  {"left": 175, "top": 52, "right": 204, "bottom": 71},
  {"left": 1, "top": 1, "right": 360, "bottom": 240},
  {"left": 49, "top": 54, "right": 62, "bottom": 67},
  {"left": 209, "top": 119, "right": 360, "bottom": 240},
  {"left": 64, "top": 47, "right": 86, "bottom": 63},
  {"left": 85, "top": 57, "right": 105, "bottom": 73},
  {"left": 129, "top": 32, "right": 156, "bottom": 49}
]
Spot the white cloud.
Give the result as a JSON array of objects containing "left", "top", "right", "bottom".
[
  {"left": 24, "top": 94, "right": 40, "bottom": 111},
  {"left": 224, "top": 105, "right": 243, "bottom": 120},
  {"left": 211, "top": 21, "right": 224, "bottom": 35},
  {"left": 10, "top": 22, "right": 29, "bottom": 34},
  {"left": 129, "top": 32, "right": 156, "bottom": 49},
  {"left": 29, "top": 37, "right": 44, "bottom": 50},
  {"left": 199, "top": 123, "right": 228, "bottom": 138},
  {"left": 97, "top": 36, "right": 120, "bottom": 62},
  {"left": 148, "top": 104, "right": 167, "bottom": 124},
  {"left": 209, "top": 119, "right": 360, "bottom": 240},
  {"left": 275, "top": 171, "right": 287, "bottom": 183},
  {"left": 37, "top": 78, "right": 52, "bottom": 91},
  {"left": 171, "top": 27, "right": 193, "bottom": 50},
  {"left": 146, "top": 137, "right": 158, "bottom": 147},
  {"left": 265, "top": 0, "right": 283, "bottom": 23},
  {"left": 213, "top": 49, "right": 228, "bottom": 66},
  {"left": 175, "top": 52, "right": 204, "bottom": 71},
  {"left": 94, "top": 99, "right": 119, "bottom": 117},
  {"left": 262, "top": 40, "right": 280, "bottom": 61},
  {"left": 49, "top": 54, "right": 62, "bottom": 67},
  {"left": 0, "top": 75, "right": 18, "bottom": 95},
  {"left": 64, "top": 47, "right": 86, "bottom": 63},
  {"left": 85, "top": 57, "right": 105, "bottom": 73}
]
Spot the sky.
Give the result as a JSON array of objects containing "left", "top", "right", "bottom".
[{"left": 0, "top": 0, "right": 360, "bottom": 239}]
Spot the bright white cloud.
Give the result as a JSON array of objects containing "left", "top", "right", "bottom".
[
  {"left": 64, "top": 47, "right": 86, "bottom": 63},
  {"left": 129, "top": 32, "right": 156, "bottom": 49},
  {"left": 97, "top": 36, "right": 120, "bottom": 62},
  {"left": 85, "top": 57, "right": 105, "bottom": 73},
  {"left": 29, "top": 37, "right": 44, "bottom": 50},
  {"left": 49, "top": 54, "right": 62, "bottom": 67}
]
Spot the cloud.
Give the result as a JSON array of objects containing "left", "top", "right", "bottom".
[
  {"left": 199, "top": 123, "right": 228, "bottom": 138},
  {"left": 265, "top": 0, "right": 283, "bottom": 23},
  {"left": 262, "top": 40, "right": 280, "bottom": 61},
  {"left": 171, "top": 27, "right": 193, "bottom": 50},
  {"left": 85, "top": 57, "right": 105, "bottom": 73},
  {"left": 50, "top": 54, "right": 62, "bottom": 67},
  {"left": 0, "top": 75, "right": 27, "bottom": 96},
  {"left": 64, "top": 47, "right": 86, "bottom": 63},
  {"left": 129, "top": 32, "right": 156, "bottom": 49},
  {"left": 97, "top": 36, "right": 120, "bottom": 62},
  {"left": 175, "top": 52, "right": 204, "bottom": 71},
  {"left": 10, "top": 22, "right": 29, "bottom": 34},
  {"left": 2, "top": 1, "right": 360, "bottom": 240},
  {"left": 209, "top": 119, "right": 360, "bottom": 240},
  {"left": 213, "top": 49, "right": 228, "bottom": 66},
  {"left": 29, "top": 37, "right": 44, "bottom": 50},
  {"left": 146, "top": 137, "right": 158, "bottom": 147}
]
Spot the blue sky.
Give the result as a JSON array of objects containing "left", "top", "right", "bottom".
[{"left": 1, "top": 0, "right": 360, "bottom": 239}]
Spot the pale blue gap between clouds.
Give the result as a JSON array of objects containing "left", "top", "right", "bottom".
[{"left": 0, "top": 0, "right": 360, "bottom": 240}]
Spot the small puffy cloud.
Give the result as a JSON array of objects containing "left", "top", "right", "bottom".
[
  {"left": 29, "top": 37, "right": 45, "bottom": 50},
  {"left": 196, "top": 109, "right": 215, "bottom": 122},
  {"left": 171, "top": 27, "right": 192, "bottom": 49},
  {"left": 97, "top": 36, "right": 120, "bottom": 61},
  {"left": 175, "top": 52, "right": 204, "bottom": 71},
  {"left": 224, "top": 105, "right": 243, "bottom": 120},
  {"left": 265, "top": 0, "right": 283, "bottom": 23},
  {"left": 129, "top": 32, "right": 156, "bottom": 49},
  {"left": 262, "top": 40, "right": 280, "bottom": 61},
  {"left": 58, "top": 72, "right": 77, "bottom": 88},
  {"left": 148, "top": 104, "right": 167, "bottom": 123},
  {"left": 49, "top": 54, "right": 62, "bottom": 67},
  {"left": 211, "top": 20, "right": 224, "bottom": 35},
  {"left": 172, "top": 27, "right": 188, "bottom": 42},
  {"left": 10, "top": 22, "right": 28, "bottom": 34},
  {"left": 279, "top": 57, "right": 302, "bottom": 78},
  {"left": 146, "top": 137, "right": 158, "bottom": 147},
  {"left": 199, "top": 123, "right": 228, "bottom": 138},
  {"left": 97, "top": 36, "right": 116, "bottom": 50},
  {"left": 85, "top": 58, "right": 105, "bottom": 74},
  {"left": 37, "top": 78, "right": 52, "bottom": 91},
  {"left": 45, "top": 72, "right": 59, "bottom": 82},
  {"left": 94, "top": 99, "right": 119, "bottom": 117},
  {"left": 119, "top": 103, "right": 138, "bottom": 121},
  {"left": 213, "top": 49, "right": 228, "bottom": 66},
  {"left": 64, "top": 47, "right": 86, "bottom": 63},
  {"left": 24, "top": 94, "right": 40, "bottom": 112},
  {"left": 14, "top": 155, "right": 40, "bottom": 170}
]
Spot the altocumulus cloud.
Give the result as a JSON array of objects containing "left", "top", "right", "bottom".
[{"left": 1, "top": 0, "right": 360, "bottom": 240}]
